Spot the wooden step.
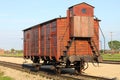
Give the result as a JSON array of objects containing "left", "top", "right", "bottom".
[
  {"left": 67, "top": 41, "right": 71, "bottom": 43},
  {"left": 63, "top": 50, "right": 67, "bottom": 53},
  {"left": 65, "top": 45, "right": 70, "bottom": 49},
  {"left": 90, "top": 45, "right": 95, "bottom": 47}
]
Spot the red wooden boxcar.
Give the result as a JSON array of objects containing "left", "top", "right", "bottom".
[{"left": 23, "top": 2, "right": 102, "bottom": 73}]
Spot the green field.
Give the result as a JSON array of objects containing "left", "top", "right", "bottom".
[
  {"left": 101, "top": 53, "right": 120, "bottom": 61},
  {"left": 0, "top": 53, "right": 23, "bottom": 57}
]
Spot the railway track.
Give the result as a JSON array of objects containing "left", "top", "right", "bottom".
[{"left": 0, "top": 61, "right": 114, "bottom": 80}]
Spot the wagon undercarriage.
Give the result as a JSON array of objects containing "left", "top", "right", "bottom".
[{"left": 28, "top": 53, "right": 101, "bottom": 74}]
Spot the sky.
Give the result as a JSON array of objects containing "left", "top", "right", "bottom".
[{"left": 0, "top": 0, "right": 120, "bottom": 50}]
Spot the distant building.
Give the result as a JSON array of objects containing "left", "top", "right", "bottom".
[{"left": 0, "top": 48, "right": 4, "bottom": 54}]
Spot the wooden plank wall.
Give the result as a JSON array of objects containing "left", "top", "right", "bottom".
[
  {"left": 50, "top": 21, "right": 57, "bottom": 57},
  {"left": 57, "top": 18, "right": 68, "bottom": 60},
  {"left": 71, "top": 16, "right": 94, "bottom": 37},
  {"left": 68, "top": 40, "right": 92, "bottom": 55}
]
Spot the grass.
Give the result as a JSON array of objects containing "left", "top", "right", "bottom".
[
  {"left": 101, "top": 53, "right": 120, "bottom": 61},
  {"left": 0, "top": 70, "right": 13, "bottom": 80},
  {"left": 0, "top": 53, "right": 23, "bottom": 57}
]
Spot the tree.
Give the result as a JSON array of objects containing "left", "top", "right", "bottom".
[
  {"left": 108, "top": 40, "right": 120, "bottom": 50},
  {"left": 11, "top": 48, "right": 15, "bottom": 53}
]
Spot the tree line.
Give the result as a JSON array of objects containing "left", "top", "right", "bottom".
[{"left": 108, "top": 40, "right": 120, "bottom": 50}]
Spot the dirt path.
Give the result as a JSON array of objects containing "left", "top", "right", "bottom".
[
  {"left": 84, "top": 63, "right": 120, "bottom": 80},
  {"left": 0, "top": 56, "right": 32, "bottom": 64}
]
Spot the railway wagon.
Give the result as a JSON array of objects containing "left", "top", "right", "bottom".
[{"left": 23, "top": 2, "right": 102, "bottom": 73}]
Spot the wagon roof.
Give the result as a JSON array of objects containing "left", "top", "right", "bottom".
[
  {"left": 23, "top": 17, "right": 66, "bottom": 31},
  {"left": 69, "top": 2, "right": 94, "bottom": 9}
]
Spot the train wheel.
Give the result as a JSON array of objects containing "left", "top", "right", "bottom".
[
  {"left": 32, "top": 56, "right": 40, "bottom": 63},
  {"left": 43, "top": 60, "right": 47, "bottom": 65},
  {"left": 75, "top": 67, "right": 81, "bottom": 74},
  {"left": 74, "top": 61, "right": 81, "bottom": 74}
]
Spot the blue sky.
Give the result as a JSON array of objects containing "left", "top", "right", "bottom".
[{"left": 0, "top": 0, "right": 120, "bottom": 50}]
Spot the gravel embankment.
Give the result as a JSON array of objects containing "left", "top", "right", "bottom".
[
  {"left": 0, "top": 65, "right": 52, "bottom": 80},
  {"left": 0, "top": 56, "right": 52, "bottom": 80}
]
